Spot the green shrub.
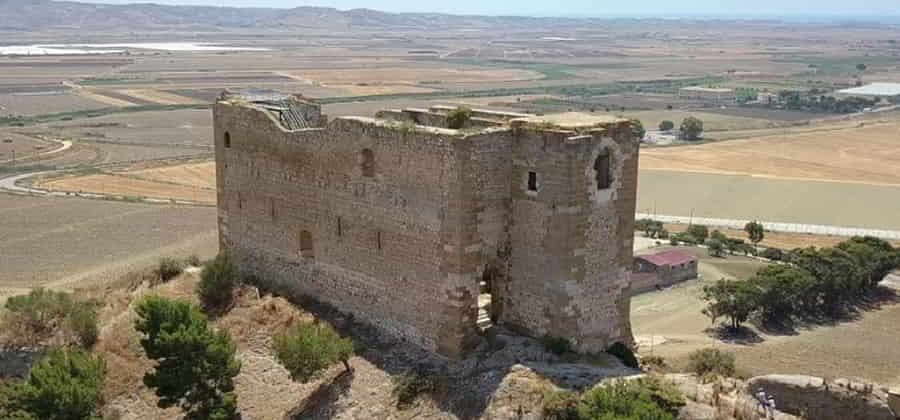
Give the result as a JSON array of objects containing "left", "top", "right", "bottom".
[
  {"left": 541, "top": 389, "right": 580, "bottom": 420},
  {"left": 760, "top": 247, "right": 784, "bottom": 261},
  {"left": 632, "top": 376, "right": 686, "bottom": 415},
  {"left": 4, "top": 289, "right": 71, "bottom": 336},
  {"left": 686, "top": 348, "right": 735, "bottom": 378},
  {"left": 578, "top": 379, "right": 678, "bottom": 420},
  {"left": 156, "top": 257, "right": 184, "bottom": 282},
  {"left": 540, "top": 377, "right": 684, "bottom": 420},
  {"left": 134, "top": 296, "right": 241, "bottom": 420},
  {"left": 641, "top": 355, "right": 668, "bottom": 371},
  {"left": 0, "top": 348, "right": 106, "bottom": 420},
  {"left": 273, "top": 321, "right": 353, "bottom": 383},
  {"left": 686, "top": 224, "right": 709, "bottom": 243},
  {"left": 3, "top": 289, "right": 98, "bottom": 348},
  {"left": 446, "top": 107, "right": 472, "bottom": 129},
  {"left": 606, "top": 342, "right": 639, "bottom": 369},
  {"left": 66, "top": 302, "right": 99, "bottom": 348},
  {"left": 541, "top": 335, "right": 573, "bottom": 356},
  {"left": 670, "top": 232, "right": 697, "bottom": 245},
  {"left": 197, "top": 254, "right": 238, "bottom": 312},
  {"left": 392, "top": 373, "right": 439, "bottom": 410},
  {"left": 659, "top": 120, "right": 675, "bottom": 131}
]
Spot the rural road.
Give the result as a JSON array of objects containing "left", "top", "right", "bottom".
[
  {"left": 637, "top": 213, "right": 900, "bottom": 240},
  {"left": 0, "top": 139, "right": 72, "bottom": 164}
]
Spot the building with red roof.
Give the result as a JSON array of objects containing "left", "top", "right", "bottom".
[{"left": 631, "top": 249, "right": 698, "bottom": 294}]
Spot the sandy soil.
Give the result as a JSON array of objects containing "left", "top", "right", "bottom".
[
  {"left": 41, "top": 172, "right": 214, "bottom": 204},
  {"left": 128, "top": 161, "right": 216, "bottom": 190},
  {"left": 640, "top": 121, "right": 900, "bottom": 186}
]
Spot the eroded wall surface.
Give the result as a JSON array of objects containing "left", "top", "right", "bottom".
[
  {"left": 215, "top": 101, "right": 638, "bottom": 357},
  {"left": 497, "top": 123, "right": 638, "bottom": 353},
  {"left": 215, "top": 103, "right": 478, "bottom": 356}
]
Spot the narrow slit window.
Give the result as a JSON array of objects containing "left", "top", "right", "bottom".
[
  {"left": 376, "top": 231, "right": 382, "bottom": 251},
  {"left": 361, "top": 148, "right": 375, "bottom": 177},
  {"left": 224, "top": 132, "right": 231, "bottom": 148},
  {"left": 336, "top": 217, "right": 343, "bottom": 237},
  {"left": 594, "top": 149, "right": 612, "bottom": 190},
  {"left": 299, "top": 230, "right": 314, "bottom": 259},
  {"left": 527, "top": 171, "right": 538, "bottom": 192}
]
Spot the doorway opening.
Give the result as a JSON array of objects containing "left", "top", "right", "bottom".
[{"left": 477, "top": 265, "right": 501, "bottom": 333}]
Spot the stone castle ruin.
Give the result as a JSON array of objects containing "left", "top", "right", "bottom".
[{"left": 213, "top": 90, "right": 640, "bottom": 357}]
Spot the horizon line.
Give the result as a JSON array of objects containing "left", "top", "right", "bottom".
[{"left": 59, "top": 1, "right": 900, "bottom": 22}]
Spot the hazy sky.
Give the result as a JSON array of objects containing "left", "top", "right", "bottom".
[{"left": 76, "top": 0, "right": 900, "bottom": 18}]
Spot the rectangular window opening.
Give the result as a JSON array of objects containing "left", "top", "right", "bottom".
[
  {"left": 527, "top": 171, "right": 538, "bottom": 192},
  {"left": 595, "top": 151, "right": 611, "bottom": 190}
]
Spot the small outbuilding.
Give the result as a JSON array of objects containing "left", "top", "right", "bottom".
[{"left": 631, "top": 249, "right": 698, "bottom": 294}]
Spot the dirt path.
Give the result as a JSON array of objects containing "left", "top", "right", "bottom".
[{"left": 0, "top": 138, "right": 71, "bottom": 164}]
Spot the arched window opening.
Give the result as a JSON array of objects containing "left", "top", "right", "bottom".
[
  {"left": 299, "top": 230, "right": 314, "bottom": 260},
  {"left": 360, "top": 148, "right": 375, "bottom": 177},
  {"left": 594, "top": 149, "right": 612, "bottom": 190},
  {"left": 224, "top": 132, "right": 231, "bottom": 148}
]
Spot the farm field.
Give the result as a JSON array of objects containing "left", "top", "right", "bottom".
[
  {"left": 0, "top": 194, "right": 217, "bottom": 290},
  {"left": 637, "top": 170, "right": 900, "bottom": 230},
  {"left": 640, "top": 120, "right": 900, "bottom": 186},
  {"left": 39, "top": 172, "right": 215, "bottom": 204},
  {"left": 0, "top": 92, "right": 109, "bottom": 115},
  {"left": 631, "top": 246, "right": 900, "bottom": 387}
]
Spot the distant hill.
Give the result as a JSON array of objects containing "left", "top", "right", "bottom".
[{"left": 0, "top": 0, "right": 578, "bottom": 31}]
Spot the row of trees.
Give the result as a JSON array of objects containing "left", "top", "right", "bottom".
[
  {"left": 654, "top": 117, "right": 704, "bottom": 141},
  {"left": 772, "top": 91, "right": 877, "bottom": 113},
  {"left": 702, "top": 236, "right": 900, "bottom": 331},
  {"left": 637, "top": 219, "right": 765, "bottom": 256}
]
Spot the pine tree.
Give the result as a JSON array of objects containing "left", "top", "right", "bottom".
[
  {"left": 134, "top": 296, "right": 241, "bottom": 420},
  {"left": 0, "top": 348, "right": 106, "bottom": 420}
]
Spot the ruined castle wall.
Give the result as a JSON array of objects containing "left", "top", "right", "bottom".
[
  {"left": 467, "top": 132, "right": 514, "bottom": 264},
  {"left": 214, "top": 103, "right": 477, "bottom": 355},
  {"left": 499, "top": 124, "right": 637, "bottom": 353},
  {"left": 573, "top": 123, "right": 638, "bottom": 351}
]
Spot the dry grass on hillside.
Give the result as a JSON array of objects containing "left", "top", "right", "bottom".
[{"left": 92, "top": 272, "right": 320, "bottom": 419}]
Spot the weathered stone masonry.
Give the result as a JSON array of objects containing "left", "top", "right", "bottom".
[{"left": 214, "top": 91, "right": 639, "bottom": 358}]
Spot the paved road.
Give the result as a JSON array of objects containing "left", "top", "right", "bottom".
[{"left": 637, "top": 213, "right": 900, "bottom": 240}]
